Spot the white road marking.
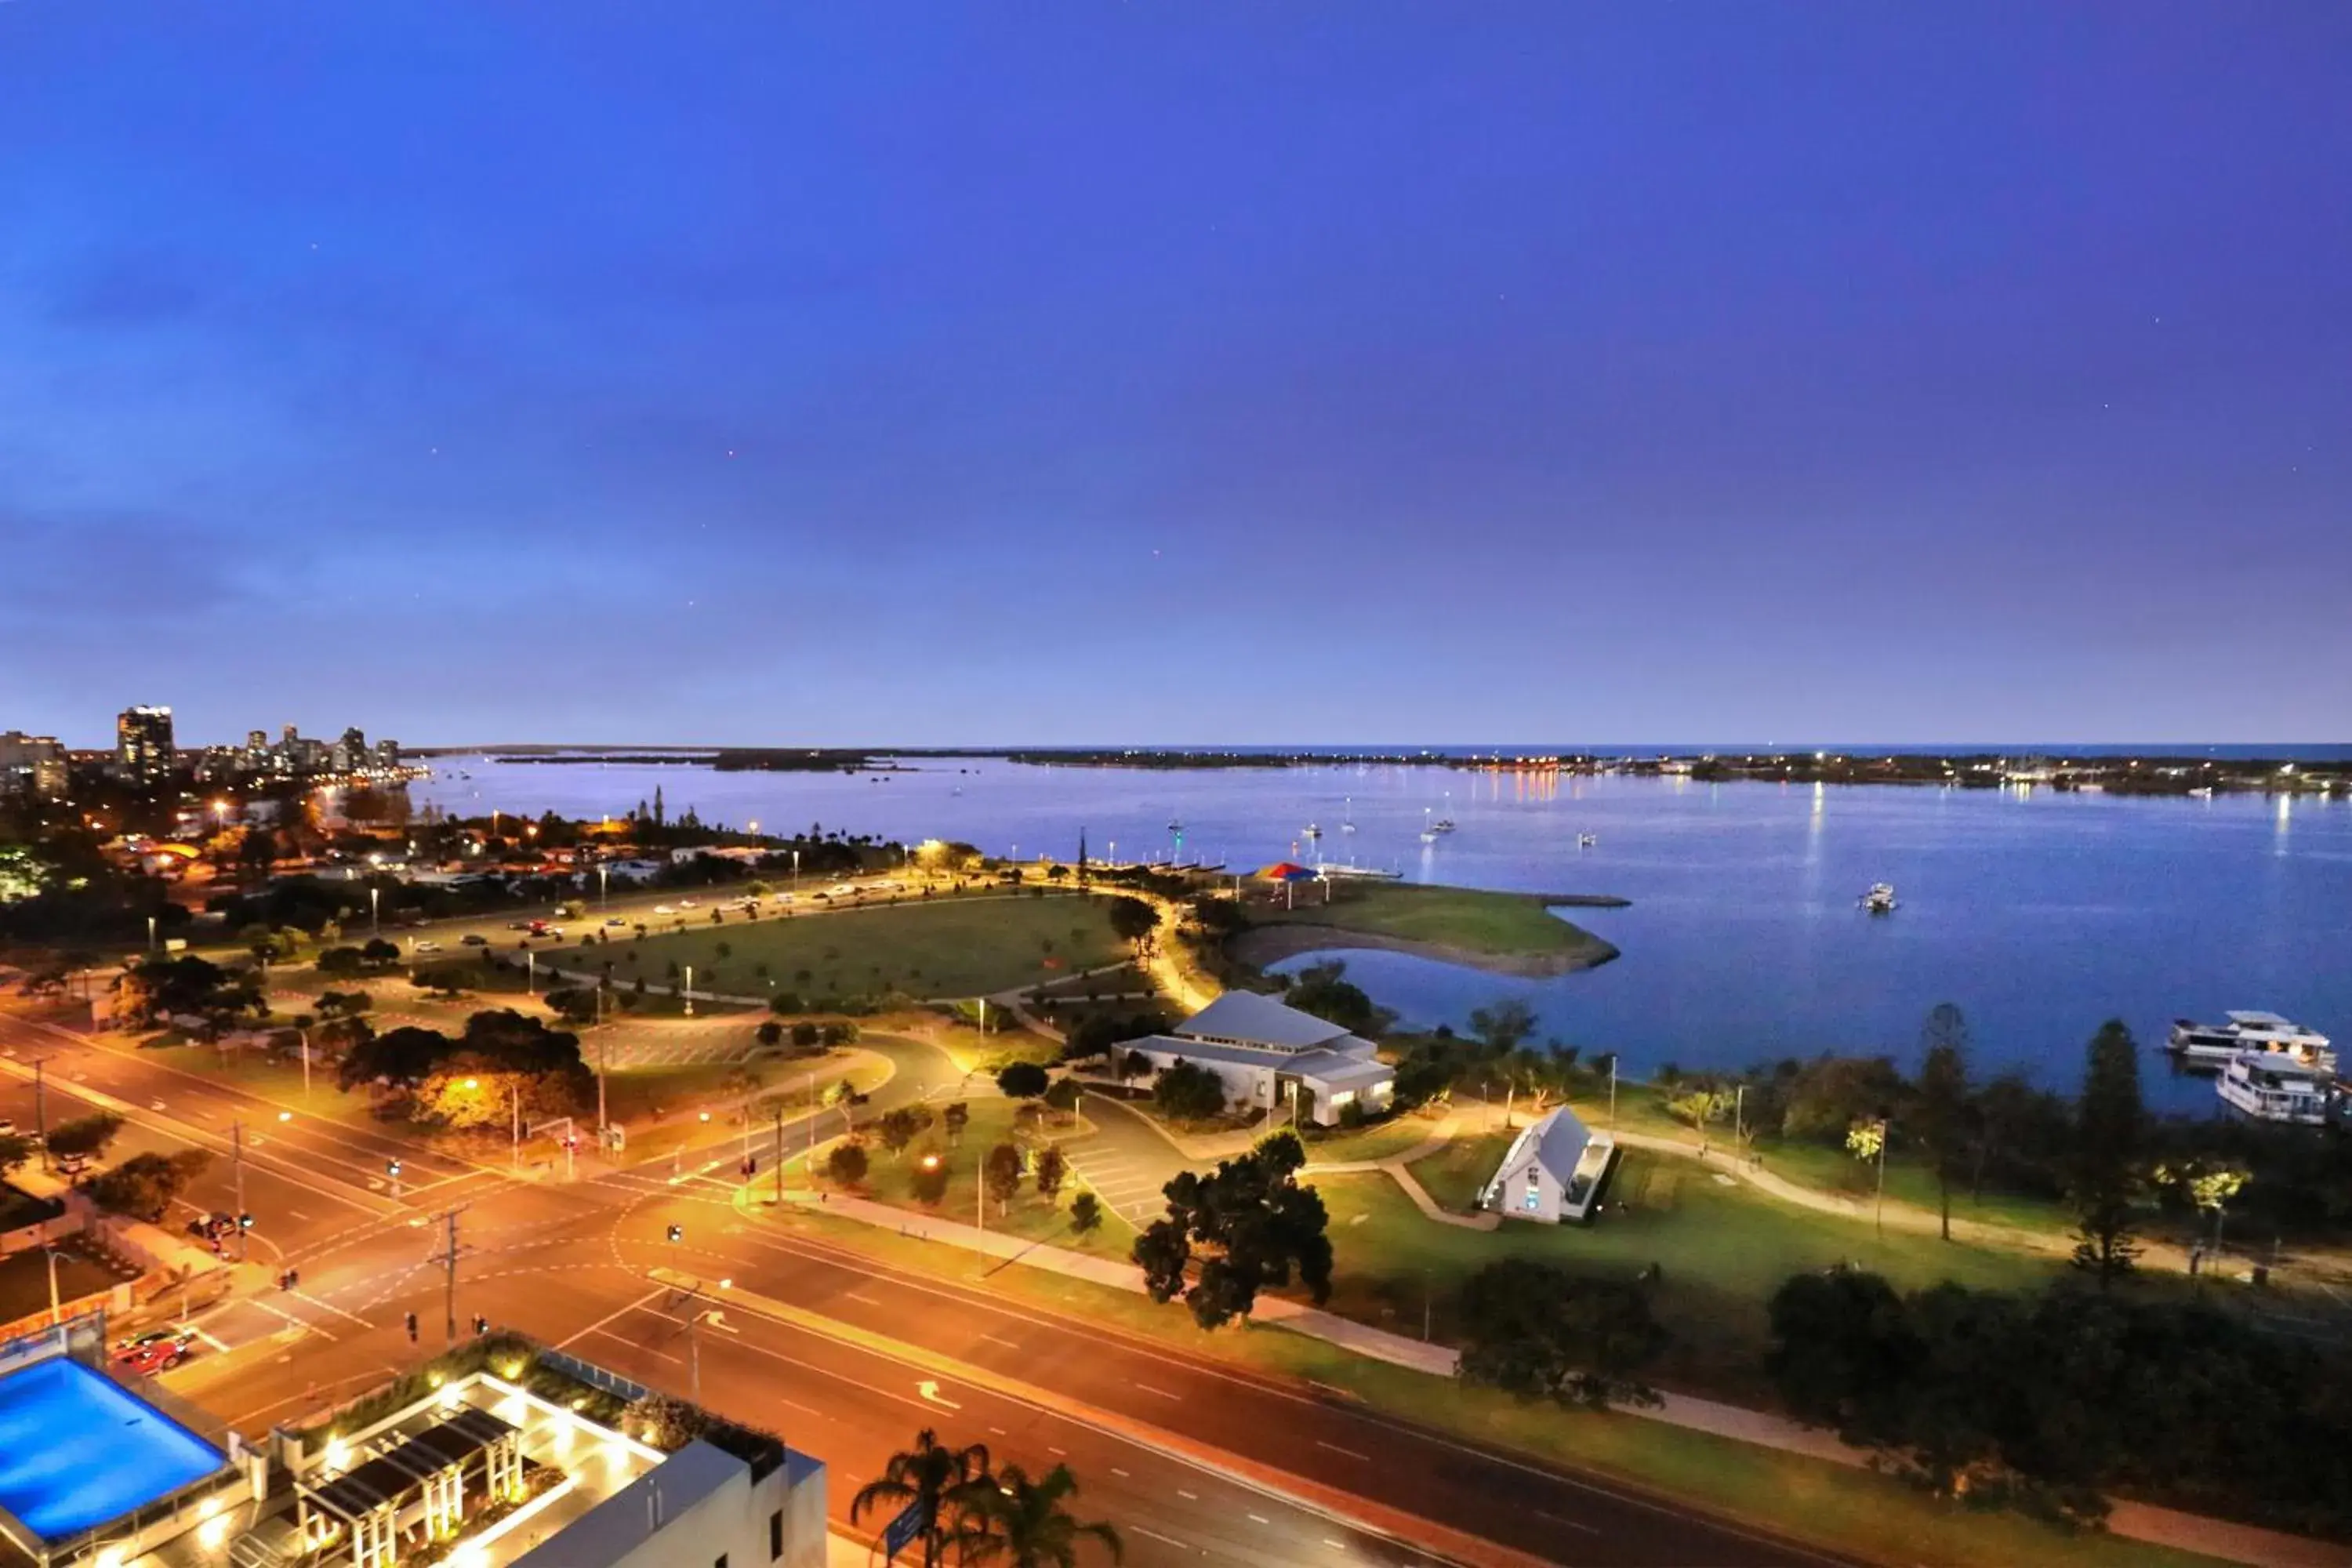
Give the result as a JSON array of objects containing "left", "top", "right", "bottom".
[
  {"left": 1133, "top": 1382, "right": 1181, "bottom": 1400},
  {"left": 978, "top": 1334, "right": 1020, "bottom": 1349},
  {"left": 1248, "top": 1512, "right": 1271, "bottom": 1525},
  {"left": 1535, "top": 1509, "right": 1602, "bottom": 1534},
  {"left": 1130, "top": 1526, "right": 1189, "bottom": 1550},
  {"left": 1177, "top": 1489, "right": 1199, "bottom": 1501},
  {"left": 1315, "top": 1441, "right": 1370, "bottom": 1461}
]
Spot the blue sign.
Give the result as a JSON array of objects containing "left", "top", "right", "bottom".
[{"left": 882, "top": 1499, "right": 929, "bottom": 1562}]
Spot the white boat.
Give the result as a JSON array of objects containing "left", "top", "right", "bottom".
[
  {"left": 2168, "top": 1011, "right": 2335, "bottom": 1073},
  {"left": 1341, "top": 797, "right": 1356, "bottom": 833},
  {"left": 1577, "top": 833, "right": 1598, "bottom": 848},
  {"left": 1167, "top": 819, "right": 1182, "bottom": 833},
  {"left": 1420, "top": 829, "right": 1439, "bottom": 844},
  {"left": 2216, "top": 1049, "right": 2333, "bottom": 1126},
  {"left": 1859, "top": 882, "right": 1897, "bottom": 913}
]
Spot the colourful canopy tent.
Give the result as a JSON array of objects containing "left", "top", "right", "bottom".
[{"left": 1259, "top": 861, "right": 1319, "bottom": 881}]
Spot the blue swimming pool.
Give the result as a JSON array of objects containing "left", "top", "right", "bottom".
[{"left": 0, "top": 1357, "right": 226, "bottom": 1542}]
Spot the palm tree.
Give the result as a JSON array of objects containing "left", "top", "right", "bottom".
[
  {"left": 952, "top": 1463, "right": 1123, "bottom": 1566},
  {"left": 848, "top": 1428, "right": 991, "bottom": 1568}
]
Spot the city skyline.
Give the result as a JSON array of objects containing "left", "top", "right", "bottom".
[{"left": 6, "top": 5, "right": 2350, "bottom": 746}]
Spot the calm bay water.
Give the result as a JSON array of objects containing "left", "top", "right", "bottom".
[{"left": 418, "top": 758, "right": 2352, "bottom": 1109}]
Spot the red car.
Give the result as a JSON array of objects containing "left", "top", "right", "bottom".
[{"left": 118, "top": 1335, "right": 194, "bottom": 1375}]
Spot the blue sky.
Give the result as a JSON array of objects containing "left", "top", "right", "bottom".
[{"left": 4, "top": 4, "right": 2347, "bottom": 747}]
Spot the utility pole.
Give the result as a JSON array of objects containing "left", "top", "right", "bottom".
[
  {"left": 1875, "top": 1120, "right": 1888, "bottom": 1239},
  {"left": 772, "top": 1099, "right": 785, "bottom": 1204},
  {"left": 299, "top": 1024, "right": 312, "bottom": 1104},
  {"left": 233, "top": 1121, "right": 249, "bottom": 1261},
  {"left": 31, "top": 1058, "right": 48, "bottom": 1173},
  {"left": 597, "top": 1034, "right": 609, "bottom": 1154},
  {"left": 437, "top": 1208, "right": 463, "bottom": 1343},
  {"left": 1734, "top": 1083, "right": 1744, "bottom": 1149},
  {"left": 510, "top": 1080, "right": 521, "bottom": 1168},
  {"left": 1608, "top": 1057, "right": 1618, "bottom": 1130}
]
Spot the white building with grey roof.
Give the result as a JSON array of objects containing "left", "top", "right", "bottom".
[{"left": 1112, "top": 990, "right": 1396, "bottom": 1126}]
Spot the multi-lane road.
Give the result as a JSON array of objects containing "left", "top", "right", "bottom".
[{"left": 0, "top": 993, "right": 1847, "bottom": 1566}]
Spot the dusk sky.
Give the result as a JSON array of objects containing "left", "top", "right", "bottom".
[{"left": 5, "top": 4, "right": 2347, "bottom": 748}]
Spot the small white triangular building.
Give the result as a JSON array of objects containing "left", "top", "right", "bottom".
[{"left": 1478, "top": 1105, "right": 1617, "bottom": 1223}]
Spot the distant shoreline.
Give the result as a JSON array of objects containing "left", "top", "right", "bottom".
[{"left": 410, "top": 745, "right": 2352, "bottom": 794}]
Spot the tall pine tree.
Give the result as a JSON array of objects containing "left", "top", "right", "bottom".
[
  {"left": 1916, "top": 1003, "right": 1973, "bottom": 1243},
  {"left": 2070, "top": 1018, "right": 2144, "bottom": 1285}
]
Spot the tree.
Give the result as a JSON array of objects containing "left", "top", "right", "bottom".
[
  {"left": 996, "top": 1061, "right": 1051, "bottom": 1099},
  {"left": 1467, "top": 997, "right": 1537, "bottom": 1056},
  {"left": 1765, "top": 1269, "right": 1923, "bottom": 1445},
  {"left": 878, "top": 1107, "right": 931, "bottom": 1159},
  {"left": 1120, "top": 1048, "right": 1153, "bottom": 1086},
  {"left": 1456, "top": 1259, "right": 1667, "bottom": 1410},
  {"left": 911, "top": 1153, "right": 949, "bottom": 1205},
  {"left": 45, "top": 1112, "right": 124, "bottom": 1160},
  {"left": 826, "top": 1141, "right": 870, "bottom": 1187},
  {"left": 1151, "top": 1061, "right": 1225, "bottom": 1121},
  {"left": 2071, "top": 1020, "right": 2145, "bottom": 1286},
  {"left": 1916, "top": 1004, "right": 1973, "bottom": 1241},
  {"left": 1283, "top": 962, "right": 1389, "bottom": 1038},
  {"left": 953, "top": 1462, "right": 1123, "bottom": 1566},
  {"left": 360, "top": 937, "right": 401, "bottom": 968},
  {"left": 790, "top": 1021, "right": 821, "bottom": 1049},
  {"left": 2154, "top": 1157, "right": 2253, "bottom": 1259},
  {"left": 315, "top": 946, "right": 367, "bottom": 977},
  {"left": 943, "top": 1102, "right": 971, "bottom": 1145},
  {"left": 543, "top": 986, "right": 599, "bottom": 1026},
  {"left": 1069, "top": 1192, "right": 1102, "bottom": 1233},
  {"left": 756, "top": 1019, "right": 784, "bottom": 1049},
  {"left": 0, "top": 1132, "right": 35, "bottom": 1178},
  {"left": 823, "top": 1076, "right": 860, "bottom": 1135},
  {"left": 984, "top": 1143, "right": 1024, "bottom": 1214},
  {"left": 90, "top": 1149, "right": 212, "bottom": 1222},
  {"left": 1133, "top": 1131, "right": 1333, "bottom": 1330},
  {"left": 848, "top": 1428, "right": 993, "bottom": 1568},
  {"left": 1104, "top": 897, "right": 1159, "bottom": 951},
  {"left": 1034, "top": 1145, "right": 1069, "bottom": 1201}
]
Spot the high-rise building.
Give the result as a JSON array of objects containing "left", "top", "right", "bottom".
[
  {"left": 331, "top": 727, "right": 368, "bottom": 773},
  {"left": 374, "top": 738, "right": 401, "bottom": 771},
  {"left": 116, "top": 705, "right": 176, "bottom": 788},
  {"left": 0, "top": 731, "right": 67, "bottom": 800}
]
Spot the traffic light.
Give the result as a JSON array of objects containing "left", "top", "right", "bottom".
[
  {"left": 237, "top": 1212, "right": 254, "bottom": 1232},
  {"left": 471, "top": 1315, "right": 490, "bottom": 1335},
  {"left": 665, "top": 1224, "right": 683, "bottom": 1243},
  {"left": 405, "top": 1311, "right": 419, "bottom": 1343}
]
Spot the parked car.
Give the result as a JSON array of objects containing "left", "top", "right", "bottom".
[
  {"left": 460, "top": 933, "right": 489, "bottom": 947},
  {"left": 653, "top": 905, "right": 675, "bottom": 916},
  {"left": 0, "top": 1117, "right": 13, "bottom": 1136},
  {"left": 413, "top": 940, "right": 441, "bottom": 953},
  {"left": 113, "top": 1327, "right": 194, "bottom": 1358},
  {"left": 54, "top": 1153, "right": 90, "bottom": 1176},
  {"left": 677, "top": 898, "right": 698, "bottom": 909},
  {"left": 121, "top": 1338, "right": 192, "bottom": 1375},
  {"left": 604, "top": 916, "right": 628, "bottom": 927}
]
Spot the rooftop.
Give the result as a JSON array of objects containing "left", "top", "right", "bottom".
[{"left": 1175, "top": 990, "right": 1353, "bottom": 1051}]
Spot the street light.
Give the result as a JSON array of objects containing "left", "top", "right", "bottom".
[{"left": 370, "top": 887, "right": 380, "bottom": 937}]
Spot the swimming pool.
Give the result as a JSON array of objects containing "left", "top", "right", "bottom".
[{"left": 0, "top": 1357, "right": 226, "bottom": 1543}]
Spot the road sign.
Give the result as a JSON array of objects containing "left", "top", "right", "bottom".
[{"left": 882, "top": 1499, "right": 929, "bottom": 1562}]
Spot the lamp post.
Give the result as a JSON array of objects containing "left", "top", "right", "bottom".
[
  {"left": 598, "top": 865, "right": 609, "bottom": 910},
  {"left": 370, "top": 887, "right": 380, "bottom": 938},
  {"left": 147, "top": 915, "right": 158, "bottom": 953},
  {"left": 683, "top": 964, "right": 695, "bottom": 1018},
  {"left": 45, "top": 1244, "right": 60, "bottom": 1327}
]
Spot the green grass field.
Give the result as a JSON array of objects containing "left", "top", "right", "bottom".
[
  {"left": 409, "top": 953, "right": 746, "bottom": 1016},
  {"left": 811, "top": 1099, "right": 1138, "bottom": 1259},
  {"left": 1248, "top": 880, "right": 1614, "bottom": 963},
  {"left": 572, "top": 894, "right": 1124, "bottom": 1001},
  {"left": 1363, "top": 1142, "right": 2064, "bottom": 1398}
]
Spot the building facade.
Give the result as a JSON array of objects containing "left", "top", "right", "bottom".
[
  {"left": 1115, "top": 990, "right": 1396, "bottom": 1126},
  {"left": 115, "top": 704, "right": 176, "bottom": 787},
  {"left": 0, "top": 731, "right": 67, "bottom": 800}
]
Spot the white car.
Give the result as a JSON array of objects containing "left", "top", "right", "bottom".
[
  {"left": 413, "top": 940, "right": 441, "bottom": 953},
  {"left": 678, "top": 898, "right": 698, "bottom": 909},
  {"left": 654, "top": 905, "right": 675, "bottom": 916},
  {"left": 0, "top": 1118, "right": 14, "bottom": 1136}
]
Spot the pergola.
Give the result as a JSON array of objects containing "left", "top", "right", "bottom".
[{"left": 296, "top": 1406, "right": 521, "bottom": 1568}]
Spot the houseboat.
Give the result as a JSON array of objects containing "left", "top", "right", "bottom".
[
  {"left": 1859, "top": 882, "right": 1898, "bottom": 913},
  {"left": 2167, "top": 1011, "right": 2335, "bottom": 1073},
  {"left": 2216, "top": 1050, "right": 2334, "bottom": 1126}
]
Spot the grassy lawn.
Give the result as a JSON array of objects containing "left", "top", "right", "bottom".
[
  {"left": 0, "top": 1242, "right": 129, "bottom": 1323},
  {"left": 132, "top": 1040, "right": 397, "bottom": 1132},
  {"left": 1297, "top": 1108, "right": 1452, "bottom": 1166},
  {"left": 760, "top": 1203, "right": 2227, "bottom": 1568},
  {"left": 813, "top": 1099, "right": 1138, "bottom": 1260},
  {"left": 1367, "top": 1145, "right": 2065, "bottom": 1399},
  {"left": 408, "top": 954, "right": 747, "bottom": 1017},
  {"left": 579, "top": 894, "right": 1123, "bottom": 1002},
  {"left": 1247, "top": 880, "right": 1613, "bottom": 963}
]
